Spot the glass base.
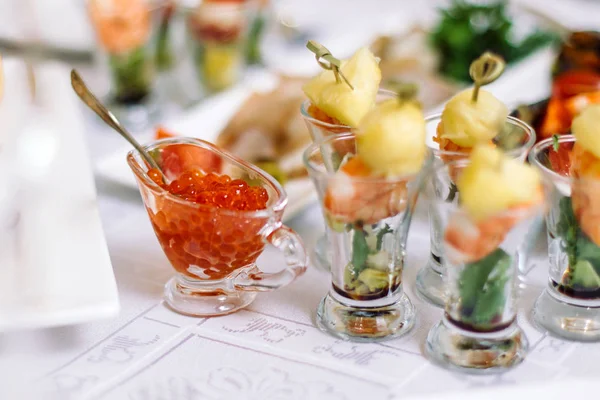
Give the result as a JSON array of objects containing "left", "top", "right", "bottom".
[
  {"left": 426, "top": 317, "right": 528, "bottom": 373},
  {"left": 164, "top": 275, "right": 256, "bottom": 317},
  {"left": 416, "top": 257, "right": 445, "bottom": 307},
  {"left": 316, "top": 292, "right": 416, "bottom": 342},
  {"left": 533, "top": 289, "right": 600, "bottom": 341},
  {"left": 311, "top": 234, "right": 331, "bottom": 272}
]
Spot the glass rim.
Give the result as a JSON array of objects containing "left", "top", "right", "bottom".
[
  {"left": 87, "top": 0, "right": 171, "bottom": 16},
  {"left": 424, "top": 113, "right": 537, "bottom": 159},
  {"left": 528, "top": 135, "right": 573, "bottom": 185},
  {"left": 527, "top": 134, "right": 600, "bottom": 187},
  {"left": 302, "top": 132, "right": 432, "bottom": 183},
  {"left": 300, "top": 88, "right": 397, "bottom": 130},
  {"left": 179, "top": 0, "right": 260, "bottom": 16},
  {"left": 127, "top": 137, "right": 288, "bottom": 217}
]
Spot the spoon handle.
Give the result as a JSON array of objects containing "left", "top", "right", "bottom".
[{"left": 70, "top": 69, "right": 161, "bottom": 171}]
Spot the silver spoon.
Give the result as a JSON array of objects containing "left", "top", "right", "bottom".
[{"left": 70, "top": 69, "right": 161, "bottom": 172}]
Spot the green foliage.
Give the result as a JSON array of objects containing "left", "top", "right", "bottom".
[
  {"left": 556, "top": 197, "right": 600, "bottom": 289},
  {"left": 246, "top": 13, "right": 265, "bottom": 64},
  {"left": 376, "top": 224, "right": 393, "bottom": 251},
  {"left": 345, "top": 223, "right": 396, "bottom": 295},
  {"left": 552, "top": 134, "right": 560, "bottom": 152},
  {"left": 430, "top": 0, "right": 558, "bottom": 82},
  {"left": 459, "top": 248, "right": 512, "bottom": 327},
  {"left": 557, "top": 196, "right": 579, "bottom": 267},
  {"left": 109, "top": 47, "right": 152, "bottom": 103},
  {"left": 351, "top": 227, "right": 370, "bottom": 274}
]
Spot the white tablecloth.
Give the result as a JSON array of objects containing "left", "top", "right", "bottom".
[
  {"left": 6, "top": 176, "right": 599, "bottom": 400},
  {"left": 3, "top": 79, "right": 599, "bottom": 400},
  {"left": 2, "top": 1, "right": 600, "bottom": 399}
]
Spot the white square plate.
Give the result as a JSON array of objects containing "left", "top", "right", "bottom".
[{"left": 0, "top": 58, "right": 119, "bottom": 332}]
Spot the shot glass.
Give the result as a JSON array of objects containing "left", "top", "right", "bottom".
[
  {"left": 304, "top": 134, "right": 431, "bottom": 341},
  {"left": 529, "top": 135, "right": 600, "bottom": 341},
  {"left": 185, "top": 0, "right": 255, "bottom": 94},
  {"left": 87, "top": 0, "right": 165, "bottom": 127},
  {"left": 299, "top": 89, "right": 395, "bottom": 272},
  {"left": 425, "top": 160, "right": 544, "bottom": 372},
  {"left": 127, "top": 138, "right": 308, "bottom": 317},
  {"left": 416, "top": 113, "right": 537, "bottom": 307}
]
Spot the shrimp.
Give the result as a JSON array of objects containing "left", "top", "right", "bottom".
[
  {"left": 571, "top": 143, "right": 600, "bottom": 246},
  {"left": 444, "top": 189, "right": 543, "bottom": 264},
  {"left": 571, "top": 143, "right": 600, "bottom": 178},
  {"left": 308, "top": 104, "right": 342, "bottom": 126},
  {"left": 307, "top": 104, "right": 348, "bottom": 135},
  {"left": 565, "top": 92, "right": 600, "bottom": 118},
  {"left": 433, "top": 123, "right": 472, "bottom": 162},
  {"left": 433, "top": 123, "right": 487, "bottom": 181},
  {"left": 88, "top": 0, "right": 150, "bottom": 54},
  {"left": 324, "top": 157, "right": 409, "bottom": 225}
]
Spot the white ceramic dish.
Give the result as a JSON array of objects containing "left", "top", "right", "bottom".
[{"left": 0, "top": 59, "right": 119, "bottom": 332}]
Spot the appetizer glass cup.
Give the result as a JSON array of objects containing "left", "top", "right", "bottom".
[
  {"left": 185, "top": 0, "right": 255, "bottom": 94},
  {"left": 425, "top": 160, "right": 542, "bottom": 372},
  {"left": 87, "top": 0, "right": 165, "bottom": 128},
  {"left": 304, "top": 134, "right": 432, "bottom": 341},
  {"left": 300, "top": 89, "right": 396, "bottom": 272},
  {"left": 529, "top": 135, "right": 600, "bottom": 341},
  {"left": 417, "top": 114, "right": 537, "bottom": 307},
  {"left": 127, "top": 138, "right": 308, "bottom": 317}
]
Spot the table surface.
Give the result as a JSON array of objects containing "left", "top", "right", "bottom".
[
  {"left": 2, "top": 1, "right": 600, "bottom": 399},
  {"left": 7, "top": 164, "right": 599, "bottom": 400}
]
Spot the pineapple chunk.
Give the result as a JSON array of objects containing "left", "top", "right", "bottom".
[
  {"left": 572, "top": 104, "right": 600, "bottom": 159},
  {"left": 441, "top": 88, "right": 508, "bottom": 148},
  {"left": 458, "top": 144, "right": 541, "bottom": 220},
  {"left": 302, "top": 47, "right": 381, "bottom": 127},
  {"left": 356, "top": 98, "right": 426, "bottom": 176}
]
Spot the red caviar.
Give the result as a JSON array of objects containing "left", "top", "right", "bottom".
[
  {"left": 144, "top": 166, "right": 270, "bottom": 279},
  {"left": 148, "top": 168, "right": 268, "bottom": 211}
]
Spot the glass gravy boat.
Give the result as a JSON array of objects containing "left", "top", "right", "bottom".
[{"left": 128, "top": 137, "right": 307, "bottom": 316}]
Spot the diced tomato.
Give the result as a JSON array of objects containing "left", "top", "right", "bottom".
[
  {"left": 155, "top": 126, "right": 177, "bottom": 140},
  {"left": 548, "top": 142, "right": 573, "bottom": 176},
  {"left": 152, "top": 128, "right": 221, "bottom": 179},
  {"left": 160, "top": 143, "right": 223, "bottom": 181}
]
